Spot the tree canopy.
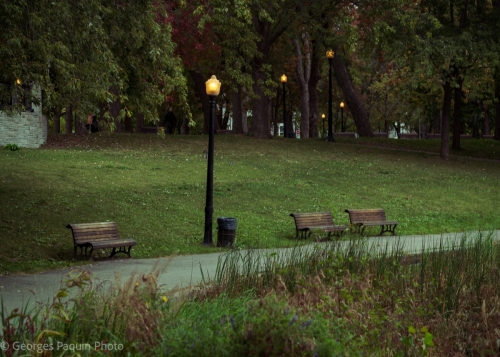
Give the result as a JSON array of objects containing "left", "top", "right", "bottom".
[{"left": 1, "top": 0, "right": 498, "bottom": 150}]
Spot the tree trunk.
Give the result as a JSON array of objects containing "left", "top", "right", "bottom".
[
  {"left": 242, "top": 105, "right": 248, "bottom": 133},
  {"left": 53, "top": 107, "right": 61, "bottom": 134},
  {"left": 479, "top": 102, "right": 491, "bottom": 136},
  {"left": 435, "top": 111, "right": 442, "bottom": 134},
  {"left": 65, "top": 104, "right": 73, "bottom": 134},
  {"left": 272, "top": 86, "right": 281, "bottom": 137},
  {"left": 109, "top": 86, "right": 121, "bottom": 132},
  {"left": 293, "top": 34, "right": 310, "bottom": 139},
  {"left": 441, "top": 81, "right": 452, "bottom": 160},
  {"left": 189, "top": 70, "right": 211, "bottom": 135},
  {"left": 308, "top": 40, "right": 321, "bottom": 139},
  {"left": 273, "top": 102, "right": 278, "bottom": 137},
  {"left": 231, "top": 86, "right": 245, "bottom": 134},
  {"left": 249, "top": 62, "right": 272, "bottom": 138},
  {"left": 219, "top": 95, "right": 231, "bottom": 130},
  {"left": 124, "top": 115, "right": 132, "bottom": 132},
  {"left": 493, "top": 71, "right": 500, "bottom": 140},
  {"left": 267, "top": 98, "right": 273, "bottom": 137},
  {"left": 75, "top": 114, "right": 86, "bottom": 135},
  {"left": 136, "top": 113, "right": 144, "bottom": 133},
  {"left": 452, "top": 78, "right": 463, "bottom": 150},
  {"left": 287, "top": 109, "right": 294, "bottom": 136},
  {"left": 332, "top": 52, "right": 373, "bottom": 137},
  {"left": 180, "top": 116, "right": 190, "bottom": 135},
  {"left": 248, "top": 14, "right": 288, "bottom": 139}
]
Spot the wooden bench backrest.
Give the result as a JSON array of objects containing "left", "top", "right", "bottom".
[
  {"left": 345, "top": 209, "right": 386, "bottom": 224},
  {"left": 66, "top": 222, "right": 120, "bottom": 244},
  {"left": 290, "top": 212, "right": 334, "bottom": 229}
]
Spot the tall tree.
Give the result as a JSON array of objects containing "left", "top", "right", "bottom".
[
  {"left": 332, "top": 50, "right": 374, "bottom": 137},
  {"left": 293, "top": 32, "right": 311, "bottom": 139}
]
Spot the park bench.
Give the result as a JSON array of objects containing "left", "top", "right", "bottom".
[
  {"left": 66, "top": 222, "right": 136, "bottom": 260},
  {"left": 289, "top": 212, "right": 346, "bottom": 239},
  {"left": 344, "top": 208, "right": 398, "bottom": 236}
]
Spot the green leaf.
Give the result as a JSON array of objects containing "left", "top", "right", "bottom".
[{"left": 423, "top": 331, "right": 434, "bottom": 347}]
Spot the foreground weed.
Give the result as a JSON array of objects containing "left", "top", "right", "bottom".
[
  {"left": 198, "top": 231, "right": 500, "bottom": 356},
  {"left": 1, "top": 260, "right": 175, "bottom": 356}
]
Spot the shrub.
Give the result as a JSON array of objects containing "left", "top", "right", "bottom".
[{"left": 3, "top": 144, "right": 20, "bottom": 151}]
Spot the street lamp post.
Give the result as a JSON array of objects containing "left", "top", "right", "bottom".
[
  {"left": 326, "top": 50, "right": 335, "bottom": 142},
  {"left": 203, "top": 75, "right": 221, "bottom": 246},
  {"left": 340, "top": 101, "right": 344, "bottom": 132},
  {"left": 280, "top": 74, "right": 287, "bottom": 138},
  {"left": 321, "top": 113, "right": 326, "bottom": 138}
]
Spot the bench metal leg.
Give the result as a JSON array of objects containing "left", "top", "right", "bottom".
[
  {"left": 378, "top": 224, "right": 397, "bottom": 236},
  {"left": 358, "top": 224, "right": 397, "bottom": 236},
  {"left": 327, "top": 230, "right": 344, "bottom": 239},
  {"left": 109, "top": 246, "right": 132, "bottom": 258},
  {"left": 296, "top": 229, "right": 310, "bottom": 240},
  {"left": 74, "top": 244, "right": 93, "bottom": 260},
  {"left": 351, "top": 224, "right": 363, "bottom": 234}
]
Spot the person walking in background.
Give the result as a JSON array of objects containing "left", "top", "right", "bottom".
[{"left": 164, "top": 107, "right": 176, "bottom": 134}]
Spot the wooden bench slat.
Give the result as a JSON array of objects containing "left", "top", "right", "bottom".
[
  {"left": 344, "top": 209, "right": 398, "bottom": 236},
  {"left": 316, "top": 225, "right": 347, "bottom": 232},
  {"left": 91, "top": 239, "right": 137, "bottom": 249},
  {"left": 289, "top": 212, "right": 346, "bottom": 239},
  {"left": 362, "top": 220, "right": 398, "bottom": 227},
  {"left": 66, "top": 222, "right": 136, "bottom": 259}
]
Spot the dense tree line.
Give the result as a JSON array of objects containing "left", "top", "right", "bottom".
[
  {"left": 1, "top": 0, "right": 499, "bottom": 157},
  {"left": 0, "top": 0, "right": 188, "bottom": 132}
]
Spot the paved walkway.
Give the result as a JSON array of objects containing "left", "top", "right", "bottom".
[{"left": 0, "top": 230, "right": 498, "bottom": 315}]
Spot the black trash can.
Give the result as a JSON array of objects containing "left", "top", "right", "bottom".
[{"left": 217, "top": 217, "right": 237, "bottom": 247}]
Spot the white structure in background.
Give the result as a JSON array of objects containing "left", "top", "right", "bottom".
[
  {"left": 389, "top": 122, "right": 415, "bottom": 139},
  {"left": 0, "top": 84, "right": 47, "bottom": 148},
  {"left": 270, "top": 123, "right": 298, "bottom": 137}
]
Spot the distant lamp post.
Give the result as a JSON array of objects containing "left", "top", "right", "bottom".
[
  {"left": 16, "top": 79, "right": 22, "bottom": 85},
  {"left": 321, "top": 113, "right": 326, "bottom": 138},
  {"left": 203, "top": 75, "right": 221, "bottom": 246},
  {"left": 280, "top": 74, "right": 287, "bottom": 138},
  {"left": 326, "top": 50, "right": 335, "bottom": 142},
  {"left": 340, "top": 101, "right": 345, "bottom": 132}
]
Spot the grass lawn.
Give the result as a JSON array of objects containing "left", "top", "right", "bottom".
[{"left": 1, "top": 133, "right": 499, "bottom": 274}]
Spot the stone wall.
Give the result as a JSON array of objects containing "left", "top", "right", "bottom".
[{"left": 0, "top": 86, "right": 47, "bottom": 148}]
